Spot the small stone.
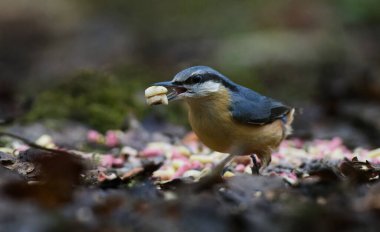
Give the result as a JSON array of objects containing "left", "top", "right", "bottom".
[
  {"left": 223, "top": 171, "right": 235, "bottom": 178},
  {"left": 172, "top": 159, "right": 185, "bottom": 170},
  {"left": 316, "top": 197, "right": 327, "bottom": 205},
  {"left": 190, "top": 155, "right": 214, "bottom": 164},
  {"left": 264, "top": 191, "right": 276, "bottom": 201},
  {"left": 367, "top": 148, "right": 380, "bottom": 158},
  {"left": 153, "top": 167, "right": 175, "bottom": 181},
  {"left": 120, "top": 146, "right": 138, "bottom": 156},
  {"left": 254, "top": 191, "right": 262, "bottom": 198},
  {"left": 244, "top": 166, "right": 253, "bottom": 174},
  {"left": 35, "top": 135, "right": 55, "bottom": 148}
]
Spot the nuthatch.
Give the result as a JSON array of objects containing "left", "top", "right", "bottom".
[{"left": 154, "top": 66, "right": 294, "bottom": 175}]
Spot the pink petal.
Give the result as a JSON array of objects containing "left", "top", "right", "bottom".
[
  {"left": 235, "top": 164, "right": 246, "bottom": 173},
  {"left": 100, "top": 154, "right": 114, "bottom": 167},
  {"left": 171, "top": 149, "right": 188, "bottom": 160},
  {"left": 87, "top": 130, "right": 102, "bottom": 143},
  {"left": 173, "top": 163, "right": 191, "bottom": 179},
  {"left": 105, "top": 131, "right": 119, "bottom": 147},
  {"left": 140, "top": 147, "right": 164, "bottom": 157},
  {"left": 112, "top": 157, "right": 125, "bottom": 168},
  {"left": 191, "top": 160, "right": 203, "bottom": 169}
]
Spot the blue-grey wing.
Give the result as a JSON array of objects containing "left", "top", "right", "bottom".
[{"left": 230, "top": 86, "right": 291, "bottom": 125}]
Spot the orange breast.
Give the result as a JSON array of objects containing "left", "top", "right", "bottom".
[
  {"left": 186, "top": 87, "right": 284, "bottom": 156},
  {"left": 187, "top": 88, "right": 233, "bottom": 152}
]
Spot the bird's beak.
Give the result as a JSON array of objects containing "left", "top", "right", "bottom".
[
  {"left": 153, "top": 81, "right": 175, "bottom": 87},
  {"left": 153, "top": 81, "right": 187, "bottom": 101}
]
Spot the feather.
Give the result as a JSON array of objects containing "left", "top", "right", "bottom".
[{"left": 230, "top": 85, "right": 291, "bottom": 125}]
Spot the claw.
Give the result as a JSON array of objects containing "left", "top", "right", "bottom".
[{"left": 251, "top": 154, "right": 260, "bottom": 175}]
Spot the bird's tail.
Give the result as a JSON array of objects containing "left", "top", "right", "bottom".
[{"left": 284, "top": 108, "right": 295, "bottom": 137}]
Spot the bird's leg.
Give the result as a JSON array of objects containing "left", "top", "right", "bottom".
[
  {"left": 250, "top": 154, "right": 260, "bottom": 175},
  {"left": 193, "top": 153, "right": 235, "bottom": 190},
  {"left": 212, "top": 153, "right": 235, "bottom": 176},
  {"left": 257, "top": 151, "right": 272, "bottom": 173}
]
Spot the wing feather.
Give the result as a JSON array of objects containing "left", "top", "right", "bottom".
[{"left": 230, "top": 86, "right": 291, "bottom": 125}]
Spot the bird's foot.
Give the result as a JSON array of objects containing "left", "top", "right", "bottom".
[
  {"left": 250, "top": 154, "right": 260, "bottom": 175},
  {"left": 193, "top": 167, "right": 212, "bottom": 182},
  {"left": 192, "top": 154, "right": 235, "bottom": 192}
]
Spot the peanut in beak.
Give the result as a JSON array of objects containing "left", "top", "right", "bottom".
[{"left": 145, "top": 86, "right": 169, "bottom": 105}]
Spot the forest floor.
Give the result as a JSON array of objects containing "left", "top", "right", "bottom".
[{"left": 0, "top": 120, "right": 380, "bottom": 232}]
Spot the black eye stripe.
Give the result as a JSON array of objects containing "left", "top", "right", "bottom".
[
  {"left": 175, "top": 73, "right": 236, "bottom": 90},
  {"left": 190, "top": 75, "right": 202, "bottom": 84},
  {"left": 192, "top": 75, "right": 202, "bottom": 83},
  {"left": 183, "top": 74, "right": 218, "bottom": 85}
]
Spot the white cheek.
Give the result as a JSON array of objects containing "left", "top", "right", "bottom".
[
  {"left": 202, "top": 82, "right": 221, "bottom": 92},
  {"left": 193, "top": 82, "right": 221, "bottom": 97},
  {"left": 181, "top": 81, "right": 221, "bottom": 98}
]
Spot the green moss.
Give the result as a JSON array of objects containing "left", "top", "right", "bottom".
[
  {"left": 24, "top": 69, "right": 189, "bottom": 131},
  {"left": 24, "top": 71, "right": 146, "bottom": 131}
]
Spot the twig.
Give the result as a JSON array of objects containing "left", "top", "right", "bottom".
[{"left": 0, "top": 131, "right": 76, "bottom": 156}]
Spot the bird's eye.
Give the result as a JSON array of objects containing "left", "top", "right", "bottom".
[{"left": 188, "top": 75, "right": 201, "bottom": 84}]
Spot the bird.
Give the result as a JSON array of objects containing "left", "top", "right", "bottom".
[{"left": 153, "top": 66, "right": 294, "bottom": 177}]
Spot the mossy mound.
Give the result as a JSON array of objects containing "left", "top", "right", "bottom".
[
  {"left": 24, "top": 69, "right": 188, "bottom": 131},
  {"left": 24, "top": 71, "right": 147, "bottom": 132}
]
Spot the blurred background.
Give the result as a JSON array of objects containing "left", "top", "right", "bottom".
[{"left": 1, "top": 0, "right": 380, "bottom": 148}]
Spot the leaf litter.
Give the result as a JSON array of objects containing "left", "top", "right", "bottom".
[{"left": 0, "top": 123, "right": 380, "bottom": 231}]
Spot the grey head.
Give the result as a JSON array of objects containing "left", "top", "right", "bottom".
[{"left": 154, "top": 66, "right": 237, "bottom": 101}]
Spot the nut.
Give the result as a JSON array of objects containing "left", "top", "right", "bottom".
[
  {"left": 145, "top": 86, "right": 168, "bottom": 98},
  {"left": 145, "top": 86, "right": 169, "bottom": 105},
  {"left": 146, "top": 94, "right": 168, "bottom": 105}
]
